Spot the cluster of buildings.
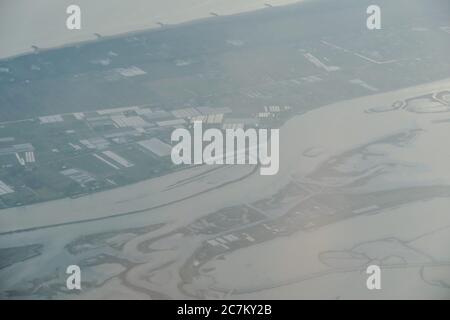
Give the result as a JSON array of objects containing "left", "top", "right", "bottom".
[
  {"left": 0, "top": 143, "right": 36, "bottom": 167},
  {"left": 0, "top": 102, "right": 292, "bottom": 206}
]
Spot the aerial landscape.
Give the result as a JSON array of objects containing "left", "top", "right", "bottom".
[{"left": 0, "top": 0, "right": 450, "bottom": 300}]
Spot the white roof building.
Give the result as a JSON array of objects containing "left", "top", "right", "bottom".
[
  {"left": 0, "top": 180, "right": 14, "bottom": 195},
  {"left": 138, "top": 138, "right": 172, "bottom": 157}
]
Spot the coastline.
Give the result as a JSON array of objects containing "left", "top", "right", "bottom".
[
  {"left": 1, "top": 77, "right": 450, "bottom": 234},
  {"left": 0, "top": 0, "right": 307, "bottom": 61}
]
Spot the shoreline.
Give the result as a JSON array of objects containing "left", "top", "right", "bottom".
[
  {"left": 0, "top": 0, "right": 308, "bottom": 61},
  {"left": 1, "top": 77, "right": 450, "bottom": 234}
]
